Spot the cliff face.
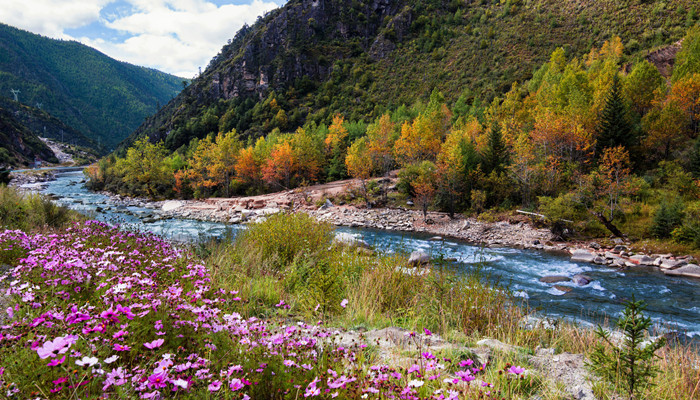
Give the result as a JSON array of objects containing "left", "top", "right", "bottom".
[
  {"left": 205, "top": 0, "right": 405, "bottom": 100},
  {"left": 129, "top": 0, "right": 410, "bottom": 147},
  {"left": 124, "top": 0, "right": 698, "bottom": 153}
]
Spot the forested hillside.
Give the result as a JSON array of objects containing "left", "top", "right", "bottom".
[
  {"left": 123, "top": 0, "right": 699, "bottom": 152},
  {"left": 92, "top": 24, "right": 700, "bottom": 250},
  {"left": 0, "top": 107, "right": 57, "bottom": 167},
  {"left": 0, "top": 23, "right": 183, "bottom": 150}
]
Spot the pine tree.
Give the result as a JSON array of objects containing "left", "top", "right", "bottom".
[
  {"left": 597, "top": 75, "right": 633, "bottom": 155},
  {"left": 691, "top": 138, "right": 700, "bottom": 178},
  {"left": 482, "top": 123, "right": 508, "bottom": 174},
  {"left": 588, "top": 299, "right": 666, "bottom": 400}
]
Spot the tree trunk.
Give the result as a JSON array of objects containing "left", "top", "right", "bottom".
[{"left": 592, "top": 211, "right": 625, "bottom": 238}]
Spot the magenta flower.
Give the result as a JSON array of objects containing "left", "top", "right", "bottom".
[
  {"left": 36, "top": 335, "right": 78, "bottom": 359},
  {"left": 208, "top": 380, "right": 222, "bottom": 392},
  {"left": 47, "top": 356, "right": 66, "bottom": 366},
  {"left": 422, "top": 351, "right": 436, "bottom": 360},
  {"left": 459, "top": 359, "right": 474, "bottom": 367},
  {"left": 423, "top": 328, "right": 432, "bottom": 336},
  {"left": 340, "top": 299, "right": 348, "bottom": 308},
  {"left": 508, "top": 365, "right": 526, "bottom": 375},
  {"left": 144, "top": 339, "right": 165, "bottom": 349},
  {"left": 113, "top": 344, "right": 131, "bottom": 351},
  {"left": 148, "top": 371, "right": 168, "bottom": 388},
  {"left": 229, "top": 378, "right": 244, "bottom": 391}
]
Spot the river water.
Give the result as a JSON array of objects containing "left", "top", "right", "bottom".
[{"left": 28, "top": 169, "right": 700, "bottom": 339}]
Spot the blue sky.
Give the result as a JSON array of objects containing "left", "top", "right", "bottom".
[{"left": 0, "top": 0, "right": 286, "bottom": 77}]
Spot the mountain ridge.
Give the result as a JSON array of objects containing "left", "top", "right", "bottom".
[
  {"left": 0, "top": 23, "right": 184, "bottom": 150},
  {"left": 124, "top": 0, "right": 699, "bottom": 153}
]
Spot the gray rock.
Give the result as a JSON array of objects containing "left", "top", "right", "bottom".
[
  {"left": 572, "top": 274, "right": 592, "bottom": 286},
  {"left": 333, "top": 232, "right": 369, "bottom": 248},
  {"left": 539, "top": 275, "right": 571, "bottom": 284},
  {"left": 629, "top": 254, "right": 655, "bottom": 266},
  {"left": 663, "top": 264, "right": 700, "bottom": 279},
  {"left": 320, "top": 199, "right": 333, "bottom": 209},
  {"left": 406, "top": 200, "right": 414, "bottom": 206},
  {"left": 613, "top": 244, "right": 628, "bottom": 253},
  {"left": 408, "top": 250, "right": 430, "bottom": 266},
  {"left": 593, "top": 256, "right": 607, "bottom": 265},
  {"left": 659, "top": 259, "right": 687, "bottom": 270},
  {"left": 570, "top": 249, "right": 595, "bottom": 263},
  {"left": 589, "top": 241, "right": 601, "bottom": 249}
]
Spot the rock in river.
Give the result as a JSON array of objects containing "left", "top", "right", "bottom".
[
  {"left": 539, "top": 276, "right": 571, "bottom": 284},
  {"left": 408, "top": 250, "right": 430, "bottom": 266},
  {"left": 663, "top": 264, "right": 700, "bottom": 279},
  {"left": 572, "top": 274, "right": 592, "bottom": 286},
  {"left": 570, "top": 249, "right": 595, "bottom": 263}
]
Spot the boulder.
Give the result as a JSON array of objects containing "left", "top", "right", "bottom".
[
  {"left": 539, "top": 276, "right": 571, "bottom": 284},
  {"left": 663, "top": 264, "right": 700, "bottom": 279},
  {"left": 554, "top": 285, "right": 573, "bottom": 293},
  {"left": 161, "top": 200, "right": 183, "bottom": 212},
  {"left": 628, "top": 254, "right": 655, "bottom": 266},
  {"left": 408, "top": 250, "right": 430, "bottom": 266},
  {"left": 593, "top": 256, "right": 607, "bottom": 265},
  {"left": 589, "top": 242, "right": 601, "bottom": 250},
  {"left": 572, "top": 274, "right": 592, "bottom": 286},
  {"left": 333, "top": 232, "right": 369, "bottom": 248},
  {"left": 659, "top": 259, "right": 687, "bottom": 270},
  {"left": 570, "top": 249, "right": 595, "bottom": 263},
  {"left": 612, "top": 244, "right": 628, "bottom": 253},
  {"left": 476, "top": 338, "right": 523, "bottom": 353},
  {"left": 320, "top": 199, "right": 333, "bottom": 210}
]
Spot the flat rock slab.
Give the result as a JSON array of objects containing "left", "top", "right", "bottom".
[
  {"left": 570, "top": 249, "right": 595, "bottom": 263},
  {"left": 664, "top": 264, "right": 700, "bottom": 279}
]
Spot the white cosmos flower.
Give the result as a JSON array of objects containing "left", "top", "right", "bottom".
[
  {"left": 104, "top": 355, "right": 119, "bottom": 364},
  {"left": 408, "top": 379, "right": 424, "bottom": 388},
  {"left": 75, "top": 356, "right": 99, "bottom": 367}
]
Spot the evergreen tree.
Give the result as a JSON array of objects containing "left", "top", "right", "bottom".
[
  {"left": 482, "top": 123, "right": 508, "bottom": 174},
  {"left": 588, "top": 299, "right": 666, "bottom": 399},
  {"left": 690, "top": 138, "right": 700, "bottom": 178},
  {"left": 597, "top": 75, "right": 633, "bottom": 155}
]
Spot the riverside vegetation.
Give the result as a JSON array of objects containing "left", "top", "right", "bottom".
[
  {"left": 89, "top": 28, "right": 700, "bottom": 256},
  {"left": 1, "top": 188, "right": 700, "bottom": 399}
]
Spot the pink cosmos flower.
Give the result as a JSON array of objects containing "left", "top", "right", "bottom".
[
  {"left": 423, "top": 328, "right": 432, "bottom": 336},
  {"left": 208, "top": 380, "right": 222, "bottom": 392},
  {"left": 340, "top": 299, "right": 348, "bottom": 308},
  {"left": 458, "top": 359, "right": 474, "bottom": 367},
  {"left": 144, "top": 339, "right": 165, "bottom": 349},
  {"left": 113, "top": 344, "right": 131, "bottom": 351},
  {"left": 229, "top": 378, "right": 244, "bottom": 391},
  {"left": 508, "top": 365, "right": 526, "bottom": 375},
  {"left": 48, "top": 356, "right": 66, "bottom": 366},
  {"left": 36, "top": 335, "right": 78, "bottom": 359}
]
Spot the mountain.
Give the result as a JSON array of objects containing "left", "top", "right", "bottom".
[
  {"left": 0, "top": 107, "right": 57, "bottom": 167},
  {"left": 125, "top": 0, "right": 698, "bottom": 152},
  {"left": 0, "top": 97, "right": 96, "bottom": 149},
  {"left": 0, "top": 23, "right": 184, "bottom": 150}
]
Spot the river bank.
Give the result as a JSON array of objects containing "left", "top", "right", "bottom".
[{"left": 9, "top": 169, "right": 700, "bottom": 281}]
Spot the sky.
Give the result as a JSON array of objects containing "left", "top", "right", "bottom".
[{"left": 0, "top": 0, "right": 285, "bottom": 77}]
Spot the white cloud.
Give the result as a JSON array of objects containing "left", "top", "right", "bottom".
[
  {"left": 0, "top": 0, "right": 110, "bottom": 38},
  {"left": 1, "top": 0, "right": 281, "bottom": 77}
]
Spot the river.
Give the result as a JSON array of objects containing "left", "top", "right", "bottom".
[{"left": 26, "top": 169, "right": 700, "bottom": 340}]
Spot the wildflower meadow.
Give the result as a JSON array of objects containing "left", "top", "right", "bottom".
[{"left": 0, "top": 221, "right": 527, "bottom": 399}]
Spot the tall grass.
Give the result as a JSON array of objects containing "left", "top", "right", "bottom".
[
  {"left": 199, "top": 212, "right": 700, "bottom": 399},
  {"left": 0, "top": 184, "right": 80, "bottom": 231}
]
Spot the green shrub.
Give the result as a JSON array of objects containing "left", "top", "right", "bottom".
[
  {"left": 0, "top": 185, "right": 78, "bottom": 231},
  {"left": 651, "top": 200, "right": 684, "bottom": 238},
  {"left": 236, "top": 212, "right": 334, "bottom": 271}
]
